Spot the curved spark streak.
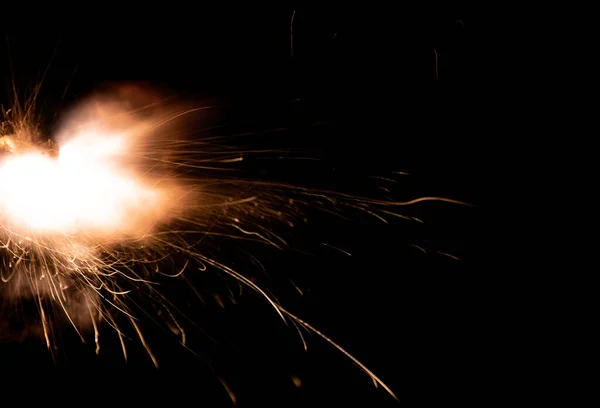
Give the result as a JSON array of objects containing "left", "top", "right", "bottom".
[{"left": 281, "top": 308, "right": 399, "bottom": 402}]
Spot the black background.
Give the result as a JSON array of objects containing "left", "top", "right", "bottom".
[{"left": 0, "top": 7, "right": 486, "bottom": 407}]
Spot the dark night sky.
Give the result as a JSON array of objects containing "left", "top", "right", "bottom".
[{"left": 0, "top": 8, "right": 486, "bottom": 407}]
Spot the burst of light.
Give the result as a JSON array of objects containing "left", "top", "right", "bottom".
[
  {"left": 0, "top": 96, "right": 190, "bottom": 364},
  {"left": 0, "top": 85, "right": 466, "bottom": 401},
  {"left": 0, "top": 144, "right": 164, "bottom": 234}
]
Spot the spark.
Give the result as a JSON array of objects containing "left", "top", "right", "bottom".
[
  {"left": 291, "top": 9, "right": 296, "bottom": 57},
  {"left": 281, "top": 307, "right": 399, "bottom": 401},
  {"left": 0, "top": 84, "right": 468, "bottom": 401},
  {"left": 321, "top": 242, "right": 352, "bottom": 256}
]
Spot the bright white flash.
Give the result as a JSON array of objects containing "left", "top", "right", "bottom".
[{"left": 0, "top": 110, "right": 173, "bottom": 237}]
